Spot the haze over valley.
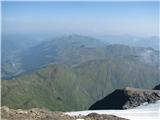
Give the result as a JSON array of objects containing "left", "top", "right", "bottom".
[{"left": 1, "top": 1, "right": 160, "bottom": 120}]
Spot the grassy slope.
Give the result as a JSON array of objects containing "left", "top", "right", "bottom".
[{"left": 2, "top": 56, "right": 159, "bottom": 111}]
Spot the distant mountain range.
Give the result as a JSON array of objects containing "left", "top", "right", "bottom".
[
  {"left": 2, "top": 34, "right": 159, "bottom": 79},
  {"left": 1, "top": 34, "right": 160, "bottom": 111},
  {"left": 98, "top": 35, "right": 159, "bottom": 51},
  {"left": 2, "top": 34, "right": 108, "bottom": 79}
]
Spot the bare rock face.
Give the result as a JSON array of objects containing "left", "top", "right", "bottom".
[
  {"left": 1, "top": 106, "right": 128, "bottom": 120},
  {"left": 153, "top": 84, "right": 160, "bottom": 90},
  {"left": 89, "top": 87, "right": 160, "bottom": 110}
]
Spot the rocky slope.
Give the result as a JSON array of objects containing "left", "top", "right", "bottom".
[
  {"left": 1, "top": 106, "right": 128, "bottom": 120},
  {"left": 89, "top": 87, "right": 160, "bottom": 110}
]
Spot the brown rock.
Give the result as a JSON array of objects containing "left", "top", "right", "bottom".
[{"left": 1, "top": 106, "right": 128, "bottom": 120}]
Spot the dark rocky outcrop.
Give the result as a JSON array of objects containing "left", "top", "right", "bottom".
[
  {"left": 153, "top": 84, "right": 160, "bottom": 90},
  {"left": 89, "top": 87, "right": 160, "bottom": 110},
  {"left": 1, "top": 106, "right": 128, "bottom": 120}
]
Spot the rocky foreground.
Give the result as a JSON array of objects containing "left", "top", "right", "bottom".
[{"left": 1, "top": 106, "right": 128, "bottom": 120}]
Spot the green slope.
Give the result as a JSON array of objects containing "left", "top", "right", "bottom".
[{"left": 2, "top": 56, "right": 159, "bottom": 111}]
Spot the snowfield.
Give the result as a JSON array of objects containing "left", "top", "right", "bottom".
[{"left": 66, "top": 100, "right": 160, "bottom": 120}]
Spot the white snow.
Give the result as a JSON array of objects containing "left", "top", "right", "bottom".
[{"left": 66, "top": 100, "right": 160, "bottom": 120}]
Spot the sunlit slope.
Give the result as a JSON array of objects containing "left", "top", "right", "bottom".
[{"left": 2, "top": 55, "right": 159, "bottom": 111}]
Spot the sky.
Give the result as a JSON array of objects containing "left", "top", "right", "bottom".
[{"left": 2, "top": 1, "right": 159, "bottom": 37}]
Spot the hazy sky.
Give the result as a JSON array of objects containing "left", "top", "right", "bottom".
[{"left": 2, "top": 1, "right": 159, "bottom": 37}]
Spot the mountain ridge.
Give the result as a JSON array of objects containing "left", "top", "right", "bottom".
[{"left": 2, "top": 34, "right": 159, "bottom": 79}]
